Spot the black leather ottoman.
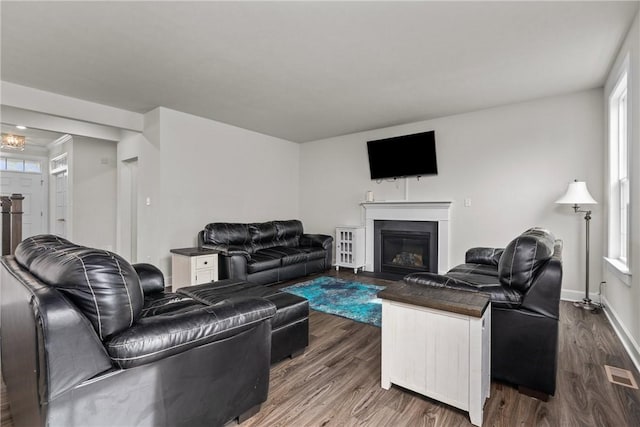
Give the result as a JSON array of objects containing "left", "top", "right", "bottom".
[{"left": 177, "top": 279, "right": 309, "bottom": 363}]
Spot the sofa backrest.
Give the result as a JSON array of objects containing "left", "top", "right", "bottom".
[
  {"left": 498, "top": 228, "right": 556, "bottom": 293},
  {"left": 203, "top": 223, "right": 253, "bottom": 252},
  {"left": 15, "top": 235, "right": 144, "bottom": 340},
  {"left": 204, "top": 220, "right": 304, "bottom": 253},
  {"left": 273, "top": 220, "right": 302, "bottom": 247},
  {"left": 14, "top": 234, "right": 75, "bottom": 268}
]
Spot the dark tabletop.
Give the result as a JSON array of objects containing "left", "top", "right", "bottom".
[
  {"left": 170, "top": 247, "right": 219, "bottom": 257},
  {"left": 378, "top": 283, "right": 490, "bottom": 318}
]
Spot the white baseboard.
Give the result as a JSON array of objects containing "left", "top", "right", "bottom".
[
  {"left": 601, "top": 296, "right": 640, "bottom": 374},
  {"left": 560, "top": 289, "right": 600, "bottom": 303}
]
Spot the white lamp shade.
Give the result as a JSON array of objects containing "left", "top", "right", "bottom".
[{"left": 555, "top": 181, "right": 597, "bottom": 205}]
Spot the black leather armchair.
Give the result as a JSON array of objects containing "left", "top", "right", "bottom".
[
  {"left": 198, "top": 220, "right": 333, "bottom": 286},
  {"left": 404, "top": 228, "right": 563, "bottom": 398},
  {"left": 1, "top": 235, "right": 276, "bottom": 427}
]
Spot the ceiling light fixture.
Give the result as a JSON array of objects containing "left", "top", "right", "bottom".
[
  {"left": 1, "top": 133, "right": 26, "bottom": 151},
  {"left": 15, "top": 125, "right": 27, "bottom": 130}
]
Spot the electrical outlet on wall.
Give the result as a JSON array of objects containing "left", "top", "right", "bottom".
[{"left": 464, "top": 198, "right": 472, "bottom": 207}]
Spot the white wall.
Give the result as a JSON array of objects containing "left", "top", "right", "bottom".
[
  {"left": 300, "top": 89, "right": 604, "bottom": 297},
  {"left": 70, "top": 137, "right": 117, "bottom": 250},
  {"left": 47, "top": 136, "right": 117, "bottom": 250},
  {"left": 130, "top": 107, "right": 301, "bottom": 278},
  {"left": 602, "top": 11, "right": 640, "bottom": 370}
]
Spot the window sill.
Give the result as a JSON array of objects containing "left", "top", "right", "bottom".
[{"left": 604, "top": 257, "right": 631, "bottom": 287}]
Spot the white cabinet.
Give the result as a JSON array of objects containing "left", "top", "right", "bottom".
[
  {"left": 170, "top": 247, "right": 219, "bottom": 291},
  {"left": 335, "top": 226, "right": 365, "bottom": 273},
  {"left": 379, "top": 289, "right": 491, "bottom": 427}
]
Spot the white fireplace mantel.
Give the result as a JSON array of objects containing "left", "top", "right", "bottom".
[{"left": 361, "top": 201, "right": 452, "bottom": 274}]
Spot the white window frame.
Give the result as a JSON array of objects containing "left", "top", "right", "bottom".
[
  {"left": 0, "top": 155, "right": 43, "bottom": 174},
  {"left": 607, "top": 66, "right": 630, "bottom": 277}
]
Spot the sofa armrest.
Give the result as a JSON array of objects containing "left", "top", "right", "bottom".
[
  {"left": 521, "top": 251, "right": 563, "bottom": 319},
  {"left": 105, "top": 296, "right": 276, "bottom": 369},
  {"left": 465, "top": 247, "right": 504, "bottom": 266},
  {"left": 132, "top": 263, "right": 165, "bottom": 295},
  {"left": 404, "top": 272, "right": 482, "bottom": 293},
  {"left": 300, "top": 234, "right": 334, "bottom": 250}
]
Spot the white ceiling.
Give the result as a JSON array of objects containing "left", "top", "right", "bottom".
[
  {"left": 1, "top": 124, "right": 65, "bottom": 148},
  {"left": 1, "top": 1, "right": 638, "bottom": 142}
]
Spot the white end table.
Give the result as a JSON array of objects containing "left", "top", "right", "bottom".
[{"left": 379, "top": 285, "right": 491, "bottom": 427}]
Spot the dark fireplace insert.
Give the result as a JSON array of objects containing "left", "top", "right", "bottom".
[{"left": 374, "top": 220, "right": 438, "bottom": 278}]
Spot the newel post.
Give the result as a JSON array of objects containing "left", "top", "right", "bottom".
[
  {"left": 9, "top": 193, "right": 24, "bottom": 255},
  {"left": 1, "top": 196, "right": 11, "bottom": 255}
]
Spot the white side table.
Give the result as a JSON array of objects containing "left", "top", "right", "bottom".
[
  {"left": 170, "top": 247, "right": 219, "bottom": 291},
  {"left": 379, "top": 285, "right": 491, "bottom": 427}
]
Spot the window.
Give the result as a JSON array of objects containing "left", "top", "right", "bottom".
[
  {"left": 608, "top": 70, "right": 629, "bottom": 266},
  {"left": 0, "top": 156, "right": 42, "bottom": 173},
  {"left": 50, "top": 153, "right": 68, "bottom": 174}
]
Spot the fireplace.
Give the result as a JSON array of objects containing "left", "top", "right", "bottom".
[
  {"left": 362, "top": 201, "right": 451, "bottom": 274},
  {"left": 374, "top": 220, "right": 438, "bottom": 278}
]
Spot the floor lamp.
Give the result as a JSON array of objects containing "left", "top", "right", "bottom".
[{"left": 556, "top": 180, "right": 598, "bottom": 311}]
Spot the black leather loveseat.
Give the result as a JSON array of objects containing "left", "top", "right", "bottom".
[
  {"left": 1, "top": 235, "right": 276, "bottom": 427},
  {"left": 198, "top": 220, "right": 333, "bottom": 286},
  {"left": 404, "top": 228, "right": 563, "bottom": 399}
]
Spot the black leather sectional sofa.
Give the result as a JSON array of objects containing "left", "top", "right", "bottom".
[
  {"left": 198, "top": 219, "right": 333, "bottom": 285},
  {"left": 404, "top": 228, "right": 563, "bottom": 398},
  {"left": 1, "top": 235, "right": 278, "bottom": 427}
]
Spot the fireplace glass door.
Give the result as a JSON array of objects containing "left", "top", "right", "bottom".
[{"left": 380, "top": 230, "right": 430, "bottom": 275}]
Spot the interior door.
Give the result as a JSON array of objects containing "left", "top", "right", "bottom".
[
  {"left": 1, "top": 170, "right": 45, "bottom": 238},
  {"left": 53, "top": 171, "right": 68, "bottom": 237},
  {"left": 120, "top": 157, "right": 138, "bottom": 262}
]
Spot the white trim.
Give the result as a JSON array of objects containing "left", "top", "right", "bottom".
[
  {"left": 361, "top": 201, "right": 452, "bottom": 274},
  {"left": 1, "top": 81, "right": 143, "bottom": 132},
  {"left": 49, "top": 152, "right": 68, "bottom": 175},
  {"left": 604, "top": 257, "right": 632, "bottom": 287},
  {"left": 602, "top": 295, "right": 640, "bottom": 375},
  {"left": 47, "top": 134, "right": 73, "bottom": 150},
  {"left": 560, "top": 288, "right": 601, "bottom": 303}
]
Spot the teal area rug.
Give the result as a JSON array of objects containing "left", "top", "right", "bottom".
[{"left": 282, "top": 276, "right": 385, "bottom": 327}]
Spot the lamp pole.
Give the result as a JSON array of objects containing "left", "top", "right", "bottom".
[{"left": 574, "top": 205, "right": 597, "bottom": 311}]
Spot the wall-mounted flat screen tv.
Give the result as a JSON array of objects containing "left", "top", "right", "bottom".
[{"left": 367, "top": 130, "right": 437, "bottom": 180}]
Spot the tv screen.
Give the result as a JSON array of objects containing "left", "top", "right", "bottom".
[{"left": 367, "top": 130, "right": 437, "bottom": 180}]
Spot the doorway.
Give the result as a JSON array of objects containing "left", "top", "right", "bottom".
[
  {"left": 0, "top": 166, "right": 46, "bottom": 239},
  {"left": 120, "top": 157, "right": 138, "bottom": 262}
]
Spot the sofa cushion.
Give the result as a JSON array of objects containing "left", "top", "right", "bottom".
[
  {"left": 448, "top": 263, "right": 500, "bottom": 278},
  {"left": 249, "top": 222, "right": 279, "bottom": 251},
  {"left": 141, "top": 292, "right": 203, "bottom": 317},
  {"left": 498, "top": 228, "right": 556, "bottom": 293},
  {"left": 105, "top": 296, "right": 276, "bottom": 368},
  {"left": 14, "top": 234, "right": 75, "bottom": 269},
  {"left": 203, "top": 223, "right": 253, "bottom": 252},
  {"left": 274, "top": 220, "right": 303, "bottom": 247},
  {"left": 300, "top": 247, "right": 326, "bottom": 261},
  {"left": 177, "top": 280, "right": 308, "bottom": 329},
  {"left": 465, "top": 247, "right": 504, "bottom": 266},
  {"left": 24, "top": 244, "right": 145, "bottom": 340},
  {"left": 257, "top": 246, "right": 308, "bottom": 266},
  {"left": 248, "top": 250, "right": 282, "bottom": 273}
]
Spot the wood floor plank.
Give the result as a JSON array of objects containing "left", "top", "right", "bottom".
[{"left": 3, "top": 270, "right": 640, "bottom": 427}]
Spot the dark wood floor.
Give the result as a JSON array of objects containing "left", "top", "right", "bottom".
[{"left": 3, "top": 270, "right": 640, "bottom": 426}]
